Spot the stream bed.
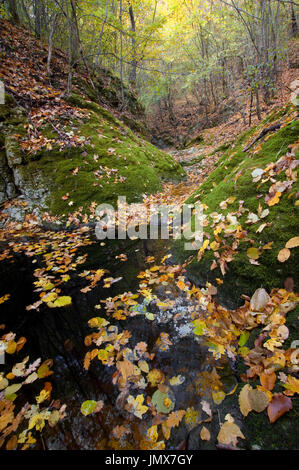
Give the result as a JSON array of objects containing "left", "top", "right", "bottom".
[{"left": 0, "top": 231, "right": 236, "bottom": 450}]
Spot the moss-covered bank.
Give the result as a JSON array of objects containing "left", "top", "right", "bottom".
[
  {"left": 173, "top": 104, "right": 299, "bottom": 307},
  {"left": 0, "top": 93, "right": 185, "bottom": 216}
]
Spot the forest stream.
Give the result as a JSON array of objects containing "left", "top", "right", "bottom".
[{"left": 0, "top": 226, "right": 237, "bottom": 450}]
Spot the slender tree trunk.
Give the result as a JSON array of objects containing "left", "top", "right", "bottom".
[
  {"left": 70, "top": 0, "right": 80, "bottom": 65},
  {"left": 249, "top": 89, "right": 253, "bottom": 127},
  {"left": 119, "top": 0, "right": 125, "bottom": 108},
  {"left": 47, "top": 13, "right": 58, "bottom": 78},
  {"left": 290, "top": 3, "right": 298, "bottom": 37},
  {"left": 64, "top": 0, "right": 73, "bottom": 97},
  {"left": 255, "top": 88, "right": 261, "bottom": 120},
  {"left": 128, "top": 4, "right": 137, "bottom": 87}
]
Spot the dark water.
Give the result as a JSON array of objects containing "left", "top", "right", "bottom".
[{"left": 0, "top": 234, "right": 234, "bottom": 450}]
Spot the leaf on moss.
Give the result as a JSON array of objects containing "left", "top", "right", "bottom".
[{"left": 267, "top": 393, "right": 292, "bottom": 423}]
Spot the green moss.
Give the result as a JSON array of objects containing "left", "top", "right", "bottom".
[
  {"left": 183, "top": 134, "right": 204, "bottom": 149},
  {"left": 173, "top": 106, "right": 299, "bottom": 307},
  {"left": 12, "top": 98, "right": 184, "bottom": 216}
]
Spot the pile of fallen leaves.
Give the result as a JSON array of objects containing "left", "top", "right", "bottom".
[
  {"left": 80, "top": 250, "right": 298, "bottom": 450},
  {"left": 0, "top": 313, "right": 66, "bottom": 450}
]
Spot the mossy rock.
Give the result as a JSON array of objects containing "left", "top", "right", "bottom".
[
  {"left": 3, "top": 94, "right": 185, "bottom": 216},
  {"left": 183, "top": 134, "right": 205, "bottom": 149},
  {"left": 173, "top": 105, "right": 299, "bottom": 307}
]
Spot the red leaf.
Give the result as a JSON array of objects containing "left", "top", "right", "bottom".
[{"left": 267, "top": 393, "right": 292, "bottom": 423}]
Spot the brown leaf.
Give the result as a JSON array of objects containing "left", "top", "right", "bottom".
[
  {"left": 284, "top": 277, "right": 294, "bottom": 292},
  {"left": 5, "top": 434, "right": 17, "bottom": 450},
  {"left": 166, "top": 410, "right": 186, "bottom": 428},
  {"left": 277, "top": 248, "right": 291, "bottom": 263},
  {"left": 267, "top": 393, "right": 292, "bottom": 423},
  {"left": 248, "top": 388, "right": 269, "bottom": 412},
  {"left": 259, "top": 371, "right": 276, "bottom": 391}
]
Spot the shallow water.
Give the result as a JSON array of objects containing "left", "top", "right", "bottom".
[{"left": 0, "top": 233, "right": 234, "bottom": 450}]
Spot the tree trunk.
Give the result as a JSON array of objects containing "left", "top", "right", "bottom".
[
  {"left": 119, "top": 0, "right": 125, "bottom": 108},
  {"left": 34, "top": 0, "right": 42, "bottom": 39},
  {"left": 7, "top": 0, "right": 20, "bottom": 25},
  {"left": 47, "top": 13, "right": 58, "bottom": 78},
  {"left": 290, "top": 3, "right": 298, "bottom": 37},
  {"left": 255, "top": 88, "right": 262, "bottom": 121},
  {"left": 128, "top": 5, "right": 137, "bottom": 87},
  {"left": 70, "top": 0, "right": 80, "bottom": 65}
]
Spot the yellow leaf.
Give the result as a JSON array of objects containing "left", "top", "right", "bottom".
[
  {"left": 247, "top": 247, "right": 260, "bottom": 260},
  {"left": 42, "top": 292, "right": 58, "bottom": 303},
  {"left": 285, "top": 237, "right": 299, "bottom": 249},
  {"left": 146, "top": 425, "right": 158, "bottom": 444},
  {"left": 147, "top": 369, "right": 165, "bottom": 386},
  {"left": 212, "top": 390, "right": 226, "bottom": 405},
  {"left": 5, "top": 341, "right": 17, "bottom": 355},
  {"left": 267, "top": 191, "right": 281, "bottom": 207},
  {"left": 52, "top": 296, "right": 72, "bottom": 307},
  {"left": 126, "top": 394, "right": 148, "bottom": 419},
  {"left": 283, "top": 376, "right": 299, "bottom": 395}
]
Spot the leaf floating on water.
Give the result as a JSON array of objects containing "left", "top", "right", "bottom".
[
  {"left": 51, "top": 296, "right": 72, "bottom": 308},
  {"left": 212, "top": 390, "right": 226, "bottom": 405},
  {"left": 217, "top": 416, "right": 245, "bottom": 447},
  {"left": 126, "top": 394, "right": 148, "bottom": 419},
  {"left": 200, "top": 426, "right": 211, "bottom": 441},
  {"left": 169, "top": 375, "right": 185, "bottom": 386},
  {"left": 152, "top": 390, "right": 175, "bottom": 414},
  {"left": 80, "top": 400, "right": 97, "bottom": 416},
  {"left": 165, "top": 410, "right": 185, "bottom": 428}
]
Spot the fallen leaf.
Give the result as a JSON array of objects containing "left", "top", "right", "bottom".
[
  {"left": 277, "top": 248, "right": 291, "bottom": 263},
  {"left": 247, "top": 247, "right": 260, "bottom": 260},
  {"left": 248, "top": 388, "right": 269, "bottom": 412},
  {"left": 267, "top": 393, "right": 292, "bottom": 423},
  {"left": 200, "top": 426, "right": 211, "bottom": 441},
  {"left": 217, "top": 420, "right": 245, "bottom": 446},
  {"left": 239, "top": 384, "right": 253, "bottom": 417},
  {"left": 260, "top": 371, "right": 276, "bottom": 391},
  {"left": 285, "top": 237, "right": 299, "bottom": 249}
]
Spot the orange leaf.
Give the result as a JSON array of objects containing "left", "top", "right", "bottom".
[
  {"left": 267, "top": 192, "right": 281, "bottom": 207},
  {"left": 260, "top": 371, "right": 276, "bottom": 391}
]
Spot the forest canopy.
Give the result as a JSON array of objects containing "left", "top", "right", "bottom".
[{"left": 2, "top": 0, "right": 298, "bottom": 118}]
